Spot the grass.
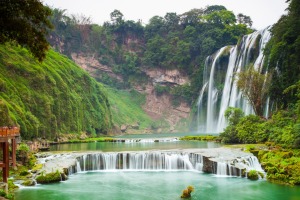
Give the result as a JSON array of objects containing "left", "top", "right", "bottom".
[
  {"left": 180, "top": 135, "right": 219, "bottom": 141},
  {"left": 105, "top": 87, "right": 153, "bottom": 130}
]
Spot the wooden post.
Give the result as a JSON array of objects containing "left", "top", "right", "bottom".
[
  {"left": 11, "top": 139, "right": 16, "bottom": 168},
  {"left": 2, "top": 141, "right": 9, "bottom": 183}
]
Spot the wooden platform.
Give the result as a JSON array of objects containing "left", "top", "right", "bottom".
[{"left": 0, "top": 126, "right": 20, "bottom": 183}]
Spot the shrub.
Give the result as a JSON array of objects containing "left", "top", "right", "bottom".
[
  {"left": 247, "top": 170, "right": 259, "bottom": 180},
  {"left": 36, "top": 171, "right": 62, "bottom": 184},
  {"left": 19, "top": 170, "right": 30, "bottom": 176},
  {"left": 180, "top": 185, "right": 194, "bottom": 198}
]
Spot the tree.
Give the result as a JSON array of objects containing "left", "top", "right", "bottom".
[
  {"left": 110, "top": 9, "right": 124, "bottom": 25},
  {"left": 237, "top": 13, "right": 253, "bottom": 28},
  {"left": 203, "top": 10, "right": 236, "bottom": 25},
  {"left": 0, "top": 0, "right": 53, "bottom": 61},
  {"left": 264, "top": 0, "right": 300, "bottom": 108},
  {"left": 236, "top": 67, "right": 272, "bottom": 117}
]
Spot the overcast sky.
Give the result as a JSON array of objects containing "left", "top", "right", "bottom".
[{"left": 42, "top": 0, "right": 288, "bottom": 30}]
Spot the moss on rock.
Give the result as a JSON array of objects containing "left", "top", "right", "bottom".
[{"left": 36, "top": 171, "right": 62, "bottom": 184}]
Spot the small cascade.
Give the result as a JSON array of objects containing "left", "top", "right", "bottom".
[
  {"left": 246, "top": 156, "right": 264, "bottom": 172},
  {"left": 36, "top": 150, "right": 265, "bottom": 178},
  {"left": 122, "top": 138, "right": 179, "bottom": 143},
  {"left": 197, "top": 27, "right": 272, "bottom": 133},
  {"left": 76, "top": 152, "right": 197, "bottom": 171},
  {"left": 216, "top": 162, "right": 228, "bottom": 176}
]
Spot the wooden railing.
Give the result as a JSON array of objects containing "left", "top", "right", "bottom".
[{"left": 0, "top": 127, "right": 20, "bottom": 137}]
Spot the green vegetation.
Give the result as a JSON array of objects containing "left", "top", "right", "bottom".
[
  {"left": 180, "top": 135, "right": 218, "bottom": 141},
  {"left": 247, "top": 170, "right": 259, "bottom": 180},
  {"left": 0, "top": 44, "right": 112, "bottom": 139},
  {"left": 236, "top": 66, "right": 272, "bottom": 117},
  {"left": 254, "top": 147, "right": 300, "bottom": 185},
  {"left": 105, "top": 87, "right": 153, "bottom": 130},
  {"left": 47, "top": 6, "right": 253, "bottom": 104},
  {"left": 0, "top": 0, "right": 53, "bottom": 61},
  {"left": 180, "top": 185, "right": 194, "bottom": 199},
  {"left": 36, "top": 171, "right": 62, "bottom": 184},
  {"left": 264, "top": 0, "right": 300, "bottom": 108}
]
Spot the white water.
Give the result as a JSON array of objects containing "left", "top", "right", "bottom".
[
  {"left": 74, "top": 152, "right": 263, "bottom": 177},
  {"left": 197, "top": 27, "right": 271, "bottom": 133}
]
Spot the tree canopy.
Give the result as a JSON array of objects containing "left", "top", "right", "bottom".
[
  {"left": 0, "top": 0, "right": 53, "bottom": 61},
  {"left": 264, "top": 0, "right": 300, "bottom": 107},
  {"left": 236, "top": 66, "right": 272, "bottom": 117}
]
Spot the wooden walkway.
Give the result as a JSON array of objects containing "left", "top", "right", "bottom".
[{"left": 0, "top": 126, "right": 20, "bottom": 183}]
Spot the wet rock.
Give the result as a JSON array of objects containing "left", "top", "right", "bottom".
[{"left": 22, "top": 179, "right": 36, "bottom": 186}]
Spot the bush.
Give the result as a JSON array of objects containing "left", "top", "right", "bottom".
[
  {"left": 180, "top": 185, "right": 194, "bottom": 199},
  {"left": 19, "top": 170, "right": 30, "bottom": 176},
  {"left": 36, "top": 171, "right": 62, "bottom": 184},
  {"left": 247, "top": 170, "right": 259, "bottom": 180}
]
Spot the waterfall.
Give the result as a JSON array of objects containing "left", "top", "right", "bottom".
[
  {"left": 70, "top": 152, "right": 264, "bottom": 178},
  {"left": 76, "top": 152, "right": 197, "bottom": 171},
  {"left": 216, "top": 162, "right": 228, "bottom": 176},
  {"left": 197, "top": 27, "right": 271, "bottom": 133}
]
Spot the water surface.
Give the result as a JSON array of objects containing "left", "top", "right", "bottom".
[{"left": 16, "top": 171, "right": 300, "bottom": 200}]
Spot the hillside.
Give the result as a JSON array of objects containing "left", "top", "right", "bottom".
[
  {"left": 47, "top": 6, "right": 253, "bottom": 130},
  {"left": 0, "top": 44, "right": 112, "bottom": 139}
]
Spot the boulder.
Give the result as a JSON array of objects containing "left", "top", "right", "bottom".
[{"left": 120, "top": 125, "right": 127, "bottom": 132}]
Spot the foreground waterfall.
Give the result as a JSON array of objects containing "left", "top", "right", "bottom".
[
  {"left": 36, "top": 148, "right": 264, "bottom": 177},
  {"left": 197, "top": 27, "right": 271, "bottom": 133}
]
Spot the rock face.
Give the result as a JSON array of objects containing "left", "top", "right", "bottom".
[
  {"left": 141, "top": 83, "right": 190, "bottom": 127},
  {"left": 70, "top": 52, "right": 192, "bottom": 132},
  {"left": 71, "top": 53, "right": 122, "bottom": 81},
  {"left": 145, "top": 68, "right": 189, "bottom": 86}
]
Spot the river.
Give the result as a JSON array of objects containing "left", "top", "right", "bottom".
[{"left": 15, "top": 133, "right": 300, "bottom": 200}]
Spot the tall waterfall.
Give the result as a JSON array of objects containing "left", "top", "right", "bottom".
[{"left": 197, "top": 27, "right": 271, "bottom": 133}]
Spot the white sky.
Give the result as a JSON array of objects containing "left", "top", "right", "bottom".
[{"left": 42, "top": 0, "right": 288, "bottom": 30}]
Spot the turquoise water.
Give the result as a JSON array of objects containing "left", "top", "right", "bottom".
[
  {"left": 50, "top": 140, "right": 221, "bottom": 152},
  {"left": 16, "top": 171, "right": 300, "bottom": 200},
  {"left": 15, "top": 134, "right": 300, "bottom": 199}
]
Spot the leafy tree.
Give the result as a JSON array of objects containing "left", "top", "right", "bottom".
[
  {"left": 180, "top": 9, "right": 204, "bottom": 27},
  {"left": 110, "top": 9, "right": 124, "bottom": 25},
  {"left": 0, "top": 0, "right": 53, "bottom": 61},
  {"left": 236, "top": 66, "right": 272, "bottom": 117},
  {"left": 145, "top": 16, "right": 166, "bottom": 39},
  {"left": 219, "top": 107, "right": 244, "bottom": 143},
  {"left": 264, "top": 0, "right": 300, "bottom": 107},
  {"left": 202, "top": 10, "right": 236, "bottom": 25},
  {"left": 237, "top": 13, "right": 253, "bottom": 27},
  {"left": 225, "top": 107, "right": 244, "bottom": 126},
  {"left": 204, "top": 5, "right": 227, "bottom": 14}
]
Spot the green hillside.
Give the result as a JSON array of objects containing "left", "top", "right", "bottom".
[
  {"left": 0, "top": 44, "right": 112, "bottom": 139},
  {"left": 105, "top": 87, "right": 153, "bottom": 130}
]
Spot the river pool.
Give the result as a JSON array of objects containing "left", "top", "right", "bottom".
[{"left": 15, "top": 134, "right": 300, "bottom": 200}]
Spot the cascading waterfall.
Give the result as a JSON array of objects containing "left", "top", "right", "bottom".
[
  {"left": 71, "top": 152, "right": 263, "bottom": 178},
  {"left": 197, "top": 27, "right": 271, "bottom": 133}
]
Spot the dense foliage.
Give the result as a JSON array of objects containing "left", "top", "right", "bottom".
[
  {"left": 220, "top": 105, "right": 300, "bottom": 148},
  {"left": 258, "top": 148, "right": 300, "bottom": 185},
  {"left": 0, "top": 44, "right": 112, "bottom": 139},
  {"left": 264, "top": 0, "right": 300, "bottom": 108},
  {"left": 46, "top": 6, "right": 252, "bottom": 104},
  {"left": 0, "top": 0, "right": 52, "bottom": 61}
]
